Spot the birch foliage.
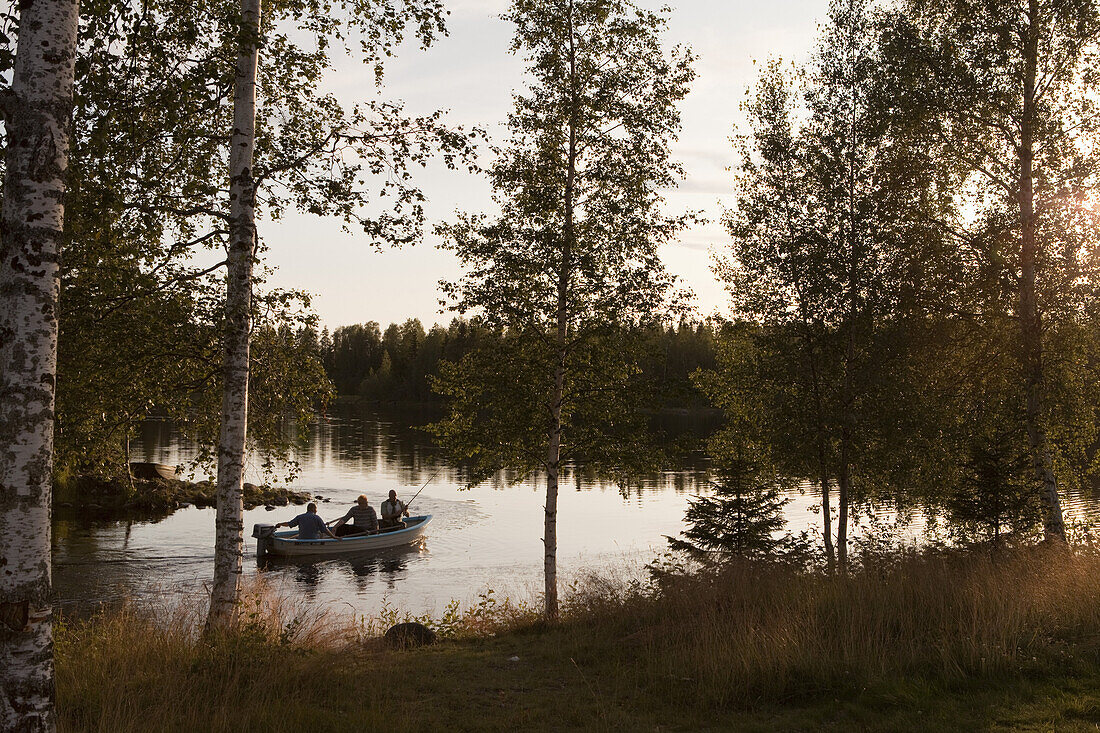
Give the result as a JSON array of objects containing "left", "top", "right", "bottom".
[
  {"left": 2, "top": 0, "right": 475, "bottom": 482},
  {"left": 717, "top": 0, "right": 961, "bottom": 570},
  {"left": 433, "top": 0, "right": 694, "bottom": 617},
  {"left": 892, "top": 0, "right": 1100, "bottom": 540}
]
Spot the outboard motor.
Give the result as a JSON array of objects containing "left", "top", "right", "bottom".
[{"left": 252, "top": 523, "right": 276, "bottom": 560}]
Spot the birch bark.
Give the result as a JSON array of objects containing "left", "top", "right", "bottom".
[
  {"left": 1018, "top": 0, "right": 1065, "bottom": 543},
  {"left": 804, "top": 335, "right": 835, "bottom": 571},
  {"left": 0, "top": 0, "right": 80, "bottom": 728},
  {"left": 544, "top": 0, "right": 578, "bottom": 621},
  {"left": 207, "top": 0, "right": 261, "bottom": 632}
]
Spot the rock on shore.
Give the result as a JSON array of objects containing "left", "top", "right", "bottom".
[{"left": 55, "top": 474, "right": 312, "bottom": 517}]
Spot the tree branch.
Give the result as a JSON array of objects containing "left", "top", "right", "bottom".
[{"left": 99, "top": 259, "right": 229, "bottom": 318}]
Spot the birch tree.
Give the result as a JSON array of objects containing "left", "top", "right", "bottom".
[
  {"left": 803, "top": 0, "right": 900, "bottom": 570},
  {"left": 899, "top": 0, "right": 1100, "bottom": 541},
  {"left": 0, "top": 0, "right": 80, "bottom": 727},
  {"left": 204, "top": 0, "right": 471, "bottom": 630},
  {"left": 44, "top": 0, "right": 464, "bottom": 484},
  {"left": 718, "top": 62, "right": 842, "bottom": 569},
  {"left": 719, "top": 0, "right": 956, "bottom": 570},
  {"left": 206, "top": 0, "right": 261, "bottom": 634},
  {"left": 434, "top": 0, "right": 694, "bottom": 618}
]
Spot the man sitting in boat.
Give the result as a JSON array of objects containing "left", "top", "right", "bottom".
[
  {"left": 274, "top": 503, "right": 337, "bottom": 540},
  {"left": 331, "top": 495, "right": 379, "bottom": 537},
  {"left": 380, "top": 489, "right": 409, "bottom": 530}
]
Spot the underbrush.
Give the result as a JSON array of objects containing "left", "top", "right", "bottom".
[
  {"left": 55, "top": 546, "right": 1100, "bottom": 731},
  {"left": 619, "top": 544, "right": 1100, "bottom": 704}
]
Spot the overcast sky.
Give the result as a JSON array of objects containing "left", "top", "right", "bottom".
[{"left": 261, "top": 0, "right": 832, "bottom": 330}]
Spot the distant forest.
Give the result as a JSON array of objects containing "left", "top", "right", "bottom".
[{"left": 314, "top": 318, "right": 718, "bottom": 409}]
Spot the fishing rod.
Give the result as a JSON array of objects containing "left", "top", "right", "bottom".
[
  {"left": 326, "top": 471, "right": 440, "bottom": 529},
  {"left": 403, "top": 470, "right": 440, "bottom": 512}
]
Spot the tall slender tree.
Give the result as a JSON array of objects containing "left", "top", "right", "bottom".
[
  {"left": 207, "top": 0, "right": 261, "bottom": 633},
  {"left": 719, "top": 61, "right": 840, "bottom": 569},
  {"left": 200, "top": 0, "right": 470, "bottom": 629},
  {"left": 0, "top": 0, "right": 81, "bottom": 727},
  {"left": 434, "top": 0, "right": 694, "bottom": 617},
  {"left": 900, "top": 0, "right": 1100, "bottom": 541}
]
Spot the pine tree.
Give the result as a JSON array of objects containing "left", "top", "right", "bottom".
[
  {"left": 947, "top": 431, "right": 1044, "bottom": 546},
  {"left": 669, "top": 456, "right": 805, "bottom": 564}
]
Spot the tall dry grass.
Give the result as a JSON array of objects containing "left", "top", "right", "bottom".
[
  {"left": 55, "top": 578, "right": 544, "bottom": 731},
  {"left": 568, "top": 545, "right": 1100, "bottom": 704},
  {"left": 54, "top": 547, "right": 1100, "bottom": 729},
  {"left": 55, "top": 578, "right": 362, "bottom": 732}
]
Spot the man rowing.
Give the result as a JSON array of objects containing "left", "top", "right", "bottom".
[
  {"left": 274, "top": 502, "right": 337, "bottom": 540},
  {"left": 331, "top": 494, "right": 379, "bottom": 537},
  {"left": 380, "top": 489, "right": 409, "bottom": 530}
]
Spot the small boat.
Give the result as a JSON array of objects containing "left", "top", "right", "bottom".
[
  {"left": 252, "top": 515, "right": 432, "bottom": 558},
  {"left": 129, "top": 462, "right": 178, "bottom": 481}
]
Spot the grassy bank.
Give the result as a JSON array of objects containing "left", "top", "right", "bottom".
[{"left": 57, "top": 547, "right": 1100, "bottom": 731}]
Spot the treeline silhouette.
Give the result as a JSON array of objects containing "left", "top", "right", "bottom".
[{"left": 314, "top": 318, "right": 717, "bottom": 408}]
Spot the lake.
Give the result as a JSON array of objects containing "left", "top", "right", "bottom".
[
  {"left": 51, "top": 404, "right": 1100, "bottom": 617},
  {"left": 53, "top": 405, "right": 722, "bottom": 616}
]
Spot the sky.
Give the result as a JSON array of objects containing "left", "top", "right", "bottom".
[{"left": 260, "top": 0, "right": 833, "bottom": 330}]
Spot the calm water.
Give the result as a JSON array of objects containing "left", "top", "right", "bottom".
[
  {"left": 53, "top": 406, "right": 722, "bottom": 616},
  {"left": 51, "top": 405, "right": 1100, "bottom": 616}
]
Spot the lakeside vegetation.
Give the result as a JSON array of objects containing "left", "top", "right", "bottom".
[
  {"left": 4, "top": 0, "right": 1100, "bottom": 726},
  {"left": 57, "top": 546, "right": 1100, "bottom": 731},
  {"left": 52, "top": 475, "right": 311, "bottom": 516}
]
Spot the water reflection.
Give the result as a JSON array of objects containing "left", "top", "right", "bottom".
[
  {"left": 136, "top": 402, "right": 717, "bottom": 495},
  {"left": 259, "top": 543, "right": 420, "bottom": 595},
  {"left": 54, "top": 405, "right": 717, "bottom": 615},
  {"left": 70, "top": 404, "right": 1100, "bottom": 616}
]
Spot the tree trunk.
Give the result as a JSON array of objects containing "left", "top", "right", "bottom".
[
  {"left": 837, "top": 446, "right": 850, "bottom": 572},
  {"left": 545, "top": 366, "right": 563, "bottom": 620},
  {"left": 0, "top": 0, "right": 80, "bottom": 728},
  {"left": 1018, "top": 0, "right": 1065, "bottom": 543},
  {"left": 838, "top": 311, "right": 855, "bottom": 573},
  {"left": 804, "top": 332, "right": 836, "bottom": 571},
  {"left": 836, "top": 58, "right": 861, "bottom": 574},
  {"left": 207, "top": 0, "right": 261, "bottom": 633},
  {"left": 820, "top": 475, "right": 835, "bottom": 570},
  {"left": 123, "top": 433, "right": 135, "bottom": 496},
  {"left": 543, "top": 0, "right": 579, "bottom": 621}
]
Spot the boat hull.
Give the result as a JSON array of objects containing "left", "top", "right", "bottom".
[
  {"left": 130, "top": 462, "right": 177, "bottom": 481},
  {"left": 260, "top": 515, "right": 432, "bottom": 557}
]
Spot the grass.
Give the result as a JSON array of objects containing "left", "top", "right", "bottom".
[{"left": 56, "top": 546, "right": 1100, "bottom": 732}]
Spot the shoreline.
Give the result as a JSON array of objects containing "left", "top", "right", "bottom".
[
  {"left": 54, "top": 545, "right": 1100, "bottom": 732},
  {"left": 54, "top": 473, "right": 312, "bottom": 519}
]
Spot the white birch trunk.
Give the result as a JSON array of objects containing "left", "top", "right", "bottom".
[
  {"left": 544, "top": 388, "right": 562, "bottom": 619},
  {"left": 206, "top": 0, "right": 261, "bottom": 632},
  {"left": 541, "top": 0, "right": 578, "bottom": 621},
  {"left": 0, "top": 0, "right": 80, "bottom": 728},
  {"left": 805, "top": 339, "right": 835, "bottom": 571}
]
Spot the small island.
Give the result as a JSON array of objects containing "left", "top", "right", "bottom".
[{"left": 55, "top": 465, "right": 311, "bottom": 517}]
